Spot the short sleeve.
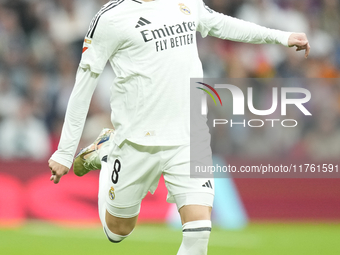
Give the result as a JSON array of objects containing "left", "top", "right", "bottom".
[{"left": 79, "top": 14, "right": 121, "bottom": 74}]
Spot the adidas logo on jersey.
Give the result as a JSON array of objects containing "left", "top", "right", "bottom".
[
  {"left": 202, "top": 180, "right": 213, "bottom": 189},
  {"left": 135, "top": 17, "right": 151, "bottom": 28}
]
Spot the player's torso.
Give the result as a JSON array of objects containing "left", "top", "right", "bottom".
[{"left": 104, "top": 0, "right": 204, "bottom": 145}]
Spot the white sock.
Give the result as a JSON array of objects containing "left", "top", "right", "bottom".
[{"left": 177, "top": 220, "right": 211, "bottom": 255}]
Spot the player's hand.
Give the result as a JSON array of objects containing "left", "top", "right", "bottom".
[
  {"left": 288, "top": 33, "right": 311, "bottom": 59},
  {"left": 48, "top": 159, "right": 70, "bottom": 184}
]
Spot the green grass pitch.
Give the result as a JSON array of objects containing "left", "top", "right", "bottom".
[{"left": 1, "top": 222, "right": 340, "bottom": 255}]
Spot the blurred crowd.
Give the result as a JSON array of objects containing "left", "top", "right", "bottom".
[{"left": 0, "top": 0, "right": 339, "bottom": 161}]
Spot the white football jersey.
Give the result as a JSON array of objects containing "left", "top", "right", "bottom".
[{"left": 51, "top": 0, "right": 291, "bottom": 168}]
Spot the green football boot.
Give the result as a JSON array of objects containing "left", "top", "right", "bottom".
[{"left": 73, "top": 128, "right": 114, "bottom": 176}]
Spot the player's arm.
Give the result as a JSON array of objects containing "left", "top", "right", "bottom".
[
  {"left": 49, "top": 14, "right": 120, "bottom": 184},
  {"left": 49, "top": 68, "right": 100, "bottom": 184},
  {"left": 197, "top": 1, "right": 310, "bottom": 58}
]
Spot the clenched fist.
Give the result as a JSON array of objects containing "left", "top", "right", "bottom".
[
  {"left": 288, "top": 33, "right": 311, "bottom": 58},
  {"left": 48, "top": 159, "right": 70, "bottom": 184}
]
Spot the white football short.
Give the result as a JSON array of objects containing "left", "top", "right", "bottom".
[{"left": 99, "top": 139, "right": 214, "bottom": 218}]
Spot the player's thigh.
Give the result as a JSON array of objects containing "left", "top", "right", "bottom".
[
  {"left": 163, "top": 145, "right": 214, "bottom": 220},
  {"left": 99, "top": 159, "right": 139, "bottom": 236},
  {"left": 104, "top": 140, "right": 162, "bottom": 218}
]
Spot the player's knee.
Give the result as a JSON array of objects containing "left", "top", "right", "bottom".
[
  {"left": 103, "top": 225, "right": 133, "bottom": 243},
  {"left": 179, "top": 205, "right": 212, "bottom": 224},
  {"left": 103, "top": 210, "right": 137, "bottom": 242},
  {"left": 106, "top": 220, "right": 135, "bottom": 237}
]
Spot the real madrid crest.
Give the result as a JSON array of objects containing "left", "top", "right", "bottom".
[
  {"left": 179, "top": 3, "right": 191, "bottom": 15},
  {"left": 109, "top": 187, "right": 115, "bottom": 200}
]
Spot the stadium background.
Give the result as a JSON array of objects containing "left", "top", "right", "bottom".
[{"left": 0, "top": 0, "right": 339, "bottom": 254}]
